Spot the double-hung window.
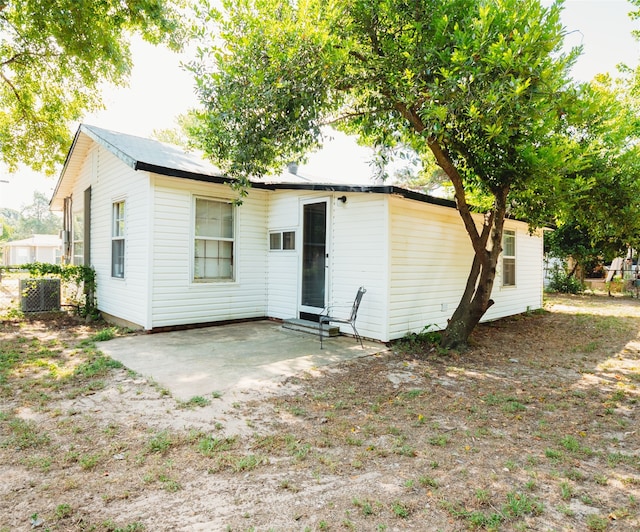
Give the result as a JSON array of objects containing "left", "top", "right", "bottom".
[
  {"left": 194, "top": 198, "right": 234, "bottom": 281},
  {"left": 72, "top": 212, "right": 84, "bottom": 265},
  {"left": 111, "top": 201, "right": 125, "bottom": 278},
  {"left": 502, "top": 229, "right": 516, "bottom": 287}
]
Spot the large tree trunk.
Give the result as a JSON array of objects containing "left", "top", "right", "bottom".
[
  {"left": 440, "top": 248, "right": 498, "bottom": 349},
  {"left": 391, "top": 104, "right": 511, "bottom": 350},
  {"left": 428, "top": 139, "right": 509, "bottom": 350}
]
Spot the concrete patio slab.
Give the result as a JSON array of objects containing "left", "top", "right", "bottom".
[{"left": 98, "top": 320, "right": 385, "bottom": 401}]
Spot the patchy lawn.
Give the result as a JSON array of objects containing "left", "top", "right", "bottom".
[{"left": 0, "top": 293, "right": 639, "bottom": 531}]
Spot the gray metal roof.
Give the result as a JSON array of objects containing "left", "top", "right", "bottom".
[
  {"left": 50, "top": 124, "right": 457, "bottom": 211},
  {"left": 80, "top": 124, "right": 226, "bottom": 181},
  {"left": 4, "top": 234, "right": 62, "bottom": 247}
]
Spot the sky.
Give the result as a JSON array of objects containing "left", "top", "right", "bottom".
[{"left": 1, "top": 0, "right": 639, "bottom": 211}]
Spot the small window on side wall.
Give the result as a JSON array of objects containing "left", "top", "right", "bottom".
[
  {"left": 502, "top": 229, "right": 516, "bottom": 287},
  {"left": 72, "top": 212, "right": 84, "bottom": 266},
  {"left": 269, "top": 230, "right": 295, "bottom": 251},
  {"left": 269, "top": 232, "right": 282, "bottom": 250},
  {"left": 112, "top": 201, "right": 125, "bottom": 278}
]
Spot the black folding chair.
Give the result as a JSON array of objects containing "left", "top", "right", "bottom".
[{"left": 319, "top": 286, "right": 366, "bottom": 349}]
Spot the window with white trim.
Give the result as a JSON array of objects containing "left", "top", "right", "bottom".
[
  {"left": 269, "top": 230, "right": 295, "bottom": 251},
  {"left": 502, "top": 229, "right": 516, "bottom": 286},
  {"left": 194, "top": 198, "right": 234, "bottom": 280},
  {"left": 111, "top": 201, "right": 125, "bottom": 278},
  {"left": 72, "top": 212, "right": 84, "bottom": 265}
]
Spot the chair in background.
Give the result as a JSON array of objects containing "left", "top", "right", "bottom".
[{"left": 319, "top": 286, "right": 366, "bottom": 349}]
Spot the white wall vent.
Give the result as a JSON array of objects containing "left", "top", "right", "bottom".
[{"left": 20, "top": 278, "right": 61, "bottom": 312}]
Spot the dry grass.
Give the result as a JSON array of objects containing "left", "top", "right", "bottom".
[{"left": 0, "top": 293, "right": 639, "bottom": 530}]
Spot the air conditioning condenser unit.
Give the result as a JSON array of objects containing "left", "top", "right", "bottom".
[{"left": 20, "top": 278, "right": 61, "bottom": 312}]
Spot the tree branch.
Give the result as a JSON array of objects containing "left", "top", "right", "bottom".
[
  {"left": 0, "top": 70, "right": 21, "bottom": 103},
  {"left": 391, "top": 99, "right": 486, "bottom": 254},
  {"left": 1, "top": 51, "right": 29, "bottom": 68},
  {"left": 427, "top": 138, "right": 484, "bottom": 249},
  {"left": 321, "top": 106, "right": 393, "bottom": 126},
  {"left": 488, "top": 186, "right": 509, "bottom": 264}
]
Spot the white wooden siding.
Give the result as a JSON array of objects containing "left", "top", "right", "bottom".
[
  {"left": 149, "top": 177, "right": 268, "bottom": 328},
  {"left": 265, "top": 191, "right": 389, "bottom": 342},
  {"left": 3, "top": 245, "right": 59, "bottom": 265},
  {"left": 68, "top": 146, "right": 93, "bottom": 238},
  {"left": 90, "top": 147, "right": 151, "bottom": 327},
  {"left": 387, "top": 196, "right": 543, "bottom": 341},
  {"left": 64, "top": 136, "right": 543, "bottom": 338},
  {"left": 34, "top": 247, "right": 57, "bottom": 264},
  {"left": 388, "top": 196, "right": 471, "bottom": 340},
  {"left": 328, "top": 193, "right": 388, "bottom": 341},
  {"left": 266, "top": 192, "right": 300, "bottom": 319},
  {"left": 485, "top": 227, "right": 543, "bottom": 320}
]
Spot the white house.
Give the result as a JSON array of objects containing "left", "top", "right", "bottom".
[
  {"left": 2, "top": 234, "right": 62, "bottom": 266},
  {"left": 49, "top": 124, "right": 543, "bottom": 342}
]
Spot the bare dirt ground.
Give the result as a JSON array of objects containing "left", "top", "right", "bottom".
[{"left": 1, "top": 286, "right": 639, "bottom": 531}]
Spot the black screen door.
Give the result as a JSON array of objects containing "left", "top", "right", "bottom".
[{"left": 301, "top": 201, "right": 327, "bottom": 310}]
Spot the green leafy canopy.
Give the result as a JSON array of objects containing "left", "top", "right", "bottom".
[
  {"left": 188, "top": 0, "right": 640, "bottom": 347},
  {"left": 0, "top": 0, "right": 186, "bottom": 174},
  {"left": 189, "top": 0, "right": 578, "bottom": 198}
]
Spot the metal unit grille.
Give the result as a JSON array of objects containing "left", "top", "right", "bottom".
[{"left": 20, "top": 278, "right": 61, "bottom": 312}]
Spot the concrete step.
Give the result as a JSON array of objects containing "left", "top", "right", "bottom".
[{"left": 282, "top": 318, "right": 339, "bottom": 337}]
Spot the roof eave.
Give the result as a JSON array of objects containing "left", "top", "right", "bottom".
[
  {"left": 258, "top": 182, "right": 458, "bottom": 209},
  {"left": 80, "top": 124, "right": 138, "bottom": 170},
  {"left": 49, "top": 127, "right": 84, "bottom": 211},
  {"left": 134, "top": 161, "right": 230, "bottom": 184},
  {"left": 164, "top": 174, "right": 458, "bottom": 209}
]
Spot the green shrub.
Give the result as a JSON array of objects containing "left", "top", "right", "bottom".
[
  {"left": 91, "top": 327, "right": 118, "bottom": 342},
  {"left": 0, "top": 263, "right": 97, "bottom": 316},
  {"left": 547, "top": 265, "right": 584, "bottom": 294},
  {"left": 395, "top": 324, "right": 443, "bottom": 354}
]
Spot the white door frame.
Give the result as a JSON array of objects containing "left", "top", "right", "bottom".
[{"left": 298, "top": 197, "right": 331, "bottom": 319}]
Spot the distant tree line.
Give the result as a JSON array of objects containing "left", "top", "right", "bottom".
[{"left": 0, "top": 191, "right": 61, "bottom": 244}]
